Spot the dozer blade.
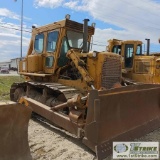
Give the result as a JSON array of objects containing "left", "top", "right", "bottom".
[
  {"left": 83, "top": 84, "right": 160, "bottom": 160},
  {"left": 0, "top": 102, "right": 32, "bottom": 160}
]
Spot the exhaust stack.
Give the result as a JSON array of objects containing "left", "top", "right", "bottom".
[
  {"left": 83, "top": 19, "right": 89, "bottom": 53},
  {"left": 145, "top": 38, "right": 150, "bottom": 55}
]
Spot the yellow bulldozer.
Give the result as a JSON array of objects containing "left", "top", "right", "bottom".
[
  {"left": 1, "top": 16, "right": 160, "bottom": 160},
  {"left": 107, "top": 38, "right": 160, "bottom": 84}
]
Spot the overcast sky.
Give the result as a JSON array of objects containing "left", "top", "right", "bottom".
[{"left": 0, "top": 0, "right": 160, "bottom": 61}]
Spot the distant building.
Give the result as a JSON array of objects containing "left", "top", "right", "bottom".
[
  {"left": 10, "top": 58, "right": 21, "bottom": 71},
  {"left": 0, "top": 57, "right": 24, "bottom": 71},
  {"left": 0, "top": 61, "right": 11, "bottom": 68}
]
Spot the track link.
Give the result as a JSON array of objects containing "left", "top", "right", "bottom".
[{"left": 10, "top": 81, "right": 84, "bottom": 105}]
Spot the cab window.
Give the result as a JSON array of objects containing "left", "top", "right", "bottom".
[
  {"left": 45, "top": 56, "right": 54, "bottom": 67},
  {"left": 58, "top": 37, "right": 69, "bottom": 67},
  {"left": 34, "top": 33, "right": 44, "bottom": 53},
  {"left": 67, "top": 31, "right": 83, "bottom": 49},
  {"left": 136, "top": 44, "right": 142, "bottom": 55},
  {"left": 112, "top": 45, "right": 121, "bottom": 55},
  {"left": 47, "top": 31, "right": 59, "bottom": 52}
]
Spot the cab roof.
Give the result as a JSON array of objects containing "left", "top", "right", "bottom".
[{"left": 32, "top": 19, "right": 95, "bottom": 35}]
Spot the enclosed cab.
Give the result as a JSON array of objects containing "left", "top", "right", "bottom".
[{"left": 19, "top": 19, "right": 94, "bottom": 75}]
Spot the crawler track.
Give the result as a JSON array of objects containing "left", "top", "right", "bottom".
[{"left": 10, "top": 81, "right": 84, "bottom": 106}]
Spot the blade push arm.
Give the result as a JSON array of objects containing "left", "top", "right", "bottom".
[{"left": 67, "top": 49, "right": 94, "bottom": 88}]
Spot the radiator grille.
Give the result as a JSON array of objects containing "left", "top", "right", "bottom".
[
  {"left": 101, "top": 56, "right": 121, "bottom": 89},
  {"left": 135, "top": 61, "right": 150, "bottom": 73}
]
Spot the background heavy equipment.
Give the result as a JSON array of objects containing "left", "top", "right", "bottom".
[
  {"left": 9, "top": 16, "right": 160, "bottom": 160},
  {"left": 107, "top": 38, "right": 160, "bottom": 84}
]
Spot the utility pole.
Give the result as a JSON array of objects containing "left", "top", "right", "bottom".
[{"left": 14, "top": 0, "right": 23, "bottom": 60}]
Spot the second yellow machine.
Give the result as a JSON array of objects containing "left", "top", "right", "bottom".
[{"left": 107, "top": 39, "right": 160, "bottom": 84}]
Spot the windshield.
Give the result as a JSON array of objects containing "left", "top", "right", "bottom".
[
  {"left": 67, "top": 31, "right": 83, "bottom": 49},
  {"left": 112, "top": 45, "right": 121, "bottom": 55}
]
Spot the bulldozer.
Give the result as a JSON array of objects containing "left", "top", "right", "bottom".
[
  {"left": 7, "top": 16, "right": 160, "bottom": 160},
  {"left": 107, "top": 38, "right": 160, "bottom": 84}
]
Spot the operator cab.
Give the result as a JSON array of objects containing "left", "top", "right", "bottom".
[
  {"left": 19, "top": 16, "right": 95, "bottom": 75},
  {"left": 109, "top": 39, "right": 143, "bottom": 68},
  {"left": 124, "top": 42, "right": 143, "bottom": 68}
]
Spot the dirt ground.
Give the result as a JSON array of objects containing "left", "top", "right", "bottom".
[
  {"left": 29, "top": 116, "right": 95, "bottom": 160},
  {"left": 28, "top": 116, "right": 160, "bottom": 160}
]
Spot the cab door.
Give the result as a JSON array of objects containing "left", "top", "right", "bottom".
[
  {"left": 57, "top": 37, "right": 69, "bottom": 67},
  {"left": 124, "top": 44, "right": 134, "bottom": 68},
  {"left": 45, "top": 30, "right": 59, "bottom": 73}
]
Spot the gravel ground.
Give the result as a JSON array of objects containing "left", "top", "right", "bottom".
[
  {"left": 29, "top": 117, "right": 95, "bottom": 160},
  {"left": 28, "top": 116, "right": 160, "bottom": 160}
]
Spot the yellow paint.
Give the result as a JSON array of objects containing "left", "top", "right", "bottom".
[
  {"left": 108, "top": 39, "right": 160, "bottom": 84},
  {"left": 87, "top": 52, "right": 121, "bottom": 89},
  {"left": 19, "top": 19, "right": 121, "bottom": 91}
]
